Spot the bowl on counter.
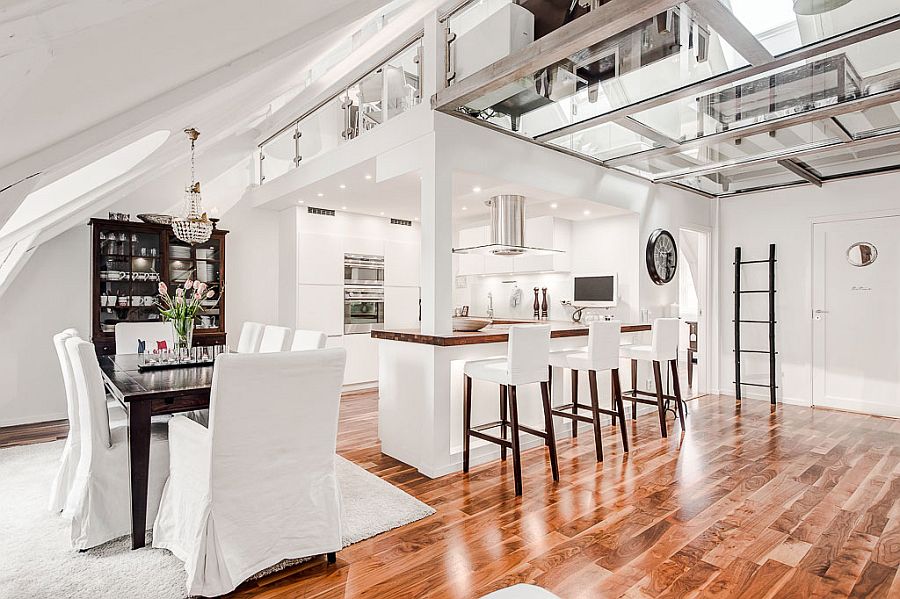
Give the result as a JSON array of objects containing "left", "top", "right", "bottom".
[{"left": 452, "top": 317, "right": 492, "bottom": 332}]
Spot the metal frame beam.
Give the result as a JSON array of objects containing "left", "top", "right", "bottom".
[
  {"left": 533, "top": 15, "right": 900, "bottom": 142},
  {"left": 618, "top": 117, "right": 680, "bottom": 148},
  {"left": 431, "top": 0, "right": 684, "bottom": 110},
  {"left": 688, "top": 0, "right": 774, "bottom": 66},
  {"left": 777, "top": 159, "right": 823, "bottom": 187}
]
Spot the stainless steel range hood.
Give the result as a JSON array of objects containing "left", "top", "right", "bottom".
[{"left": 453, "top": 194, "right": 565, "bottom": 256}]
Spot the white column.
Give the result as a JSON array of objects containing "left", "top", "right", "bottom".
[{"left": 419, "top": 138, "right": 454, "bottom": 335}]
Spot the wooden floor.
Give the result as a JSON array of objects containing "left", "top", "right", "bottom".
[{"left": 4, "top": 393, "right": 900, "bottom": 598}]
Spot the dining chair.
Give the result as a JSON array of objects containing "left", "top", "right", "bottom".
[
  {"left": 65, "top": 338, "right": 170, "bottom": 550},
  {"left": 620, "top": 317, "right": 685, "bottom": 438},
  {"left": 258, "top": 325, "right": 292, "bottom": 353},
  {"left": 291, "top": 329, "right": 327, "bottom": 351},
  {"left": 480, "top": 584, "right": 561, "bottom": 598},
  {"left": 114, "top": 322, "right": 176, "bottom": 355},
  {"left": 236, "top": 321, "right": 265, "bottom": 353},
  {"left": 50, "top": 329, "right": 129, "bottom": 515},
  {"left": 549, "top": 320, "right": 628, "bottom": 461},
  {"left": 153, "top": 348, "right": 347, "bottom": 596},
  {"left": 462, "top": 324, "right": 557, "bottom": 496}
]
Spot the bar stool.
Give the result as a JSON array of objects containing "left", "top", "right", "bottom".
[
  {"left": 548, "top": 320, "right": 628, "bottom": 461},
  {"left": 462, "top": 324, "right": 557, "bottom": 496},
  {"left": 620, "top": 317, "right": 685, "bottom": 438}
]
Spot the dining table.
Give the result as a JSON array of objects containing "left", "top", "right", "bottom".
[{"left": 99, "top": 353, "right": 215, "bottom": 549}]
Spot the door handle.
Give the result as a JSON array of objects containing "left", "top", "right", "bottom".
[{"left": 814, "top": 309, "right": 828, "bottom": 313}]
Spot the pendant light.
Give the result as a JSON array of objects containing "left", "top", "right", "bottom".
[
  {"left": 172, "top": 128, "right": 213, "bottom": 245},
  {"left": 793, "top": 0, "right": 853, "bottom": 15}
]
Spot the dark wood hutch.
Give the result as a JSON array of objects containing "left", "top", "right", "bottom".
[{"left": 89, "top": 218, "right": 228, "bottom": 355}]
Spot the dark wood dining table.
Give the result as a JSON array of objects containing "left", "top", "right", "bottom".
[{"left": 99, "top": 354, "right": 214, "bottom": 549}]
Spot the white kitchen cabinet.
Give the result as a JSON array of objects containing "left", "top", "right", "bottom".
[
  {"left": 384, "top": 286, "right": 420, "bottom": 329},
  {"left": 297, "top": 233, "right": 343, "bottom": 285},
  {"left": 297, "top": 284, "right": 344, "bottom": 336},
  {"left": 342, "top": 333, "right": 379, "bottom": 385},
  {"left": 343, "top": 236, "right": 384, "bottom": 257},
  {"left": 384, "top": 241, "right": 420, "bottom": 286}
]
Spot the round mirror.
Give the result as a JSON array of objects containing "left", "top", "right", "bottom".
[{"left": 847, "top": 242, "right": 877, "bottom": 267}]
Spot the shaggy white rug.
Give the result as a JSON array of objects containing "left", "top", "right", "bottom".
[{"left": 0, "top": 440, "right": 434, "bottom": 598}]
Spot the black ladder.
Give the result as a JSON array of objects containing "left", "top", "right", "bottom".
[{"left": 733, "top": 244, "right": 777, "bottom": 404}]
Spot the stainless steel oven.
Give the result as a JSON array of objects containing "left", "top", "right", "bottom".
[
  {"left": 344, "top": 253, "right": 384, "bottom": 286},
  {"left": 344, "top": 286, "right": 385, "bottom": 334}
]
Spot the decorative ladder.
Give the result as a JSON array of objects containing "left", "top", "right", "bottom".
[{"left": 733, "top": 244, "right": 777, "bottom": 404}]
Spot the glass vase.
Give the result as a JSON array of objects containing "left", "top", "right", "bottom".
[{"left": 173, "top": 317, "right": 195, "bottom": 359}]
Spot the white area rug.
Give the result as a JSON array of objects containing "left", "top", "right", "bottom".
[{"left": 0, "top": 440, "right": 434, "bottom": 598}]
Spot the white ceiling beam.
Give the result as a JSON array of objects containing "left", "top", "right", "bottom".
[
  {"left": 687, "top": 0, "right": 774, "bottom": 66},
  {"left": 777, "top": 159, "right": 823, "bottom": 187},
  {"left": 0, "top": 172, "right": 40, "bottom": 231},
  {"left": 0, "top": 232, "right": 38, "bottom": 301}
]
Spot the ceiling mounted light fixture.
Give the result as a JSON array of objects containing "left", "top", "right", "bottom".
[
  {"left": 793, "top": 0, "right": 853, "bottom": 15},
  {"left": 172, "top": 128, "right": 213, "bottom": 245}
]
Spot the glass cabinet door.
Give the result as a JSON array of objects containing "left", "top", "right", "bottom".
[
  {"left": 97, "top": 226, "right": 163, "bottom": 333},
  {"left": 167, "top": 235, "right": 224, "bottom": 332}
]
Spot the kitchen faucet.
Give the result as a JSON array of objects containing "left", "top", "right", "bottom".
[{"left": 487, "top": 292, "right": 494, "bottom": 319}]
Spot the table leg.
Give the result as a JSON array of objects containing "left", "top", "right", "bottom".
[{"left": 128, "top": 401, "right": 151, "bottom": 549}]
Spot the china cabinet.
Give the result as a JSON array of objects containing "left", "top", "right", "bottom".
[{"left": 89, "top": 218, "right": 228, "bottom": 354}]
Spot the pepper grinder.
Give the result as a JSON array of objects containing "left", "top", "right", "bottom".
[
  {"left": 533, "top": 287, "right": 540, "bottom": 319},
  {"left": 541, "top": 288, "right": 549, "bottom": 319}
]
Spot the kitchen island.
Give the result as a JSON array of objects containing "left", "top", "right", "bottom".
[{"left": 372, "top": 320, "right": 650, "bottom": 477}]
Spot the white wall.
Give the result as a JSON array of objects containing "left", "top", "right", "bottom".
[
  {"left": 0, "top": 226, "right": 90, "bottom": 426},
  {"left": 717, "top": 172, "right": 900, "bottom": 405}
]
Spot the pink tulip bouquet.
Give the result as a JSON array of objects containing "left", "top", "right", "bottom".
[{"left": 156, "top": 279, "right": 216, "bottom": 351}]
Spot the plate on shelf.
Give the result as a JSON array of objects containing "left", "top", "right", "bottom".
[{"left": 137, "top": 213, "right": 174, "bottom": 225}]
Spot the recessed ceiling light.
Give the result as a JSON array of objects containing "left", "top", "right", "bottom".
[
  {"left": 298, "top": 200, "right": 304, "bottom": 204},
  {"left": 472, "top": 186, "right": 481, "bottom": 193},
  {"left": 550, "top": 203, "right": 558, "bottom": 209},
  {"left": 341, "top": 206, "right": 347, "bottom": 210},
  {"left": 317, "top": 192, "right": 324, "bottom": 197},
  {"left": 461, "top": 206, "right": 468, "bottom": 211},
  {"left": 339, "top": 184, "right": 346, "bottom": 189},
  {"left": 583, "top": 209, "right": 591, "bottom": 216},
  {"left": 380, "top": 211, "right": 385, "bottom": 216},
  {"left": 364, "top": 174, "right": 372, "bottom": 180},
  {"left": 414, "top": 217, "right": 419, "bottom": 221}
]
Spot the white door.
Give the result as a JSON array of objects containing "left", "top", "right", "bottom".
[{"left": 812, "top": 215, "right": 900, "bottom": 417}]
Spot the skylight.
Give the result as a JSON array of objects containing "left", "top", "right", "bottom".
[{"left": 0, "top": 130, "right": 170, "bottom": 237}]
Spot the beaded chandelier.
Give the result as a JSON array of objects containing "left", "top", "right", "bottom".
[{"left": 172, "top": 128, "right": 213, "bottom": 245}]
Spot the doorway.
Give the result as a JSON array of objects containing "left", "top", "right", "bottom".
[
  {"left": 812, "top": 214, "right": 900, "bottom": 417},
  {"left": 678, "top": 227, "right": 710, "bottom": 399}
]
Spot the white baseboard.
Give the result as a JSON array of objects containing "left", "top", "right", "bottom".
[{"left": 0, "top": 411, "right": 68, "bottom": 428}]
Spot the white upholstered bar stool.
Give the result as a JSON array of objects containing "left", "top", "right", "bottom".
[
  {"left": 462, "top": 324, "right": 557, "bottom": 496},
  {"left": 236, "top": 321, "right": 265, "bottom": 353},
  {"left": 291, "top": 329, "right": 327, "bottom": 351},
  {"left": 548, "top": 320, "right": 628, "bottom": 461},
  {"left": 258, "top": 325, "right": 292, "bottom": 353},
  {"left": 619, "top": 317, "right": 685, "bottom": 438}
]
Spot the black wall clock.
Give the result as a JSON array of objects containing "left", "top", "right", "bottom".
[{"left": 646, "top": 229, "right": 677, "bottom": 285}]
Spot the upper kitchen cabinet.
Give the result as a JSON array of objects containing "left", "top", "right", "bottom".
[
  {"left": 297, "top": 232, "right": 343, "bottom": 285},
  {"left": 456, "top": 217, "right": 571, "bottom": 276},
  {"left": 384, "top": 240, "right": 420, "bottom": 287},
  {"left": 343, "top": 236, "right": 385, "bottom": 257}
]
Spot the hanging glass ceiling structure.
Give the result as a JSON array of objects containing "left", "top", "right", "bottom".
[{"left": 433, "top": 0, "right": 900, "bottom": 197}]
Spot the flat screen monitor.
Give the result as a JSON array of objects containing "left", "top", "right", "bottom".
[{"left": 573, "top": 274, "right": 617, "bottom": 307}]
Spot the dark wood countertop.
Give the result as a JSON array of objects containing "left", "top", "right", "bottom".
[{"left": 371, "top": 320, "right": 651, "bottom": 347}]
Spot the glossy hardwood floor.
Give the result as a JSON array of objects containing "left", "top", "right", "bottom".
[{"left": 4, "top": 392, "right": 900, "bottom": 598}]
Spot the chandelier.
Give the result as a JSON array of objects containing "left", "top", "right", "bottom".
[{"left": 172, "top": 128, "right": 213, "bottom": 245}]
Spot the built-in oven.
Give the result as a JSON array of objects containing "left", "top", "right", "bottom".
[
  {"left": 344, "top": 253, "right": 384, "bottom": 286},
  {"left": 344, "top": 286, "right": 385, "bottom": 334}
]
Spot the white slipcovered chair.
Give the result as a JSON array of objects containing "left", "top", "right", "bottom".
[
  {"left": 236, "top": 321, "right": 265, "bottom": 353},
  {"left": 114, "top": 321, "right": 175, "bottom": 354},
  {"left": 548, "top": 320, "right": 628, "bottom": 461},
  {"left": 258, "top": 325, "right": 292, "bottom": 353},
  {"left": 65, "top": 338, "right": 169, "bottom": 549},
  {"left": 291, "top": 329, "right": 327, "bottom": 351},
  {"left": 153, "top": 348, "right": 347, "bottom": 597},
  {"left": 462, "top": 324, "right": 557, "bottom": 496},
  {"left": 50, "top": 329, "right": 128, "bottom": 515},
  {"left": 619, "top": 317, "right": 685, "bottom": 437}
]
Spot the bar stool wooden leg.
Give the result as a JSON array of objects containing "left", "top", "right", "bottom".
[
  {"left": 463, "top": 374, "right": 472, "bottom": 472},
  {"left": 571, "top": 369, "right": 579, "bottom": 438},
  {"left": 508, "top": 385, "right": 523, "bottom": 496},
  {"left": 652, "top": 361, "right": 667, "bottom": 438},
  {"left": 631, "top": 359, "right": 638, "bottom": 420},
  {"left": 500, "top": 385, "right": 508, "bottom": 461},
  {"left": 612, "top": 368, "right": 629, "bottom": 452},
  {"left": 670, "top": 359, "right": 686, "bottom": 430},
  {"left": 588, "top": 370, "right": 604, "bottom": 462},
  {"left": 540, "top": 381, "right": 559, "bottom": 482}
]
